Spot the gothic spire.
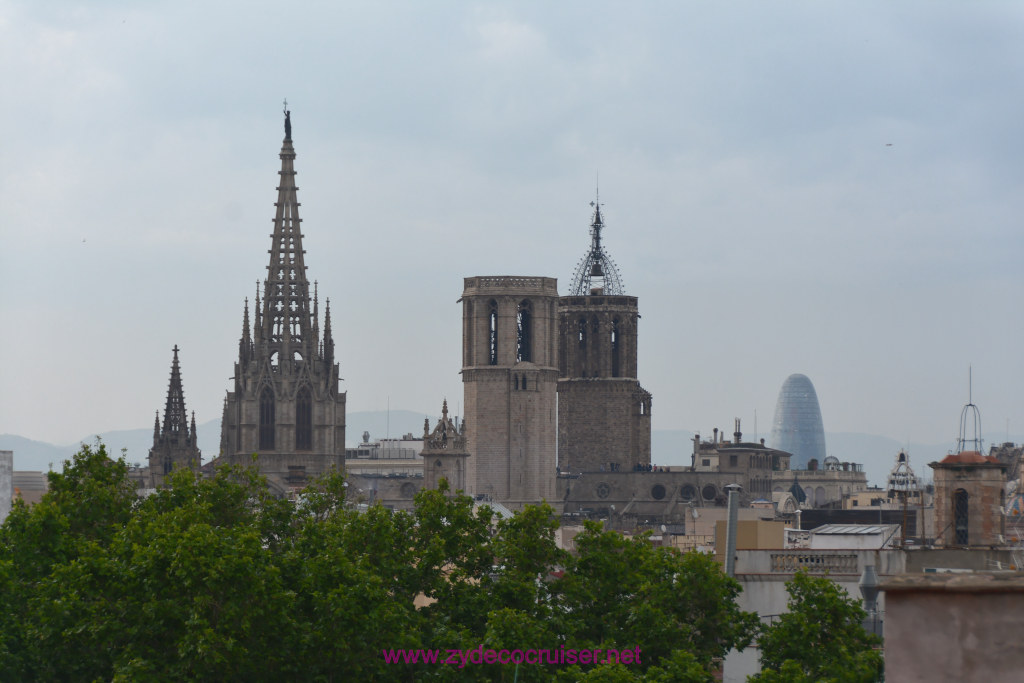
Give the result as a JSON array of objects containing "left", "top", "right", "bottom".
[
  {"left": 312, "top": 281, "right": 320, "bottom": 354},
  {"left": 568, "top": 190, "right": 625, "bottom": 296},
  {"left": 240, "top": 298, "right": 252, "bottom": 365},
  {"left": 323, "top": 297, "right": 334, "bottom": 366},
  {"left": 259, "top": 108, "right": 316, "bottom": 364},
  {"left": 161, "top": 345, "right": 188, "bottom": 443}
]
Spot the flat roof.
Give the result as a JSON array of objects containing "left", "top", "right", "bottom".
[{"left": 812, "top": 524, "right": 896, "bottom": 535}]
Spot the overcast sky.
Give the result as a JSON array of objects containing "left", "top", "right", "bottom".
[{"left": 1, "top": 1, "right": 1021, "bottom": 452}]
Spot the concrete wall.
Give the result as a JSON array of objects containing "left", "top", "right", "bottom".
[
  {"left": 882, "top": 573, "right": 1024, "bottom": 682},
  {"left": 0, "top": 451, "right": 12, "bottom": 523}
]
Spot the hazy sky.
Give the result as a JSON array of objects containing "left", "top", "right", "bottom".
[{"left": 1, "top": 1, "right": 1021, "bottom": 451}]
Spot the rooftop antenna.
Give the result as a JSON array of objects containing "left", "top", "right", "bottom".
[{"left": 955, "top": 365, "right": 983, "bottom": 454}]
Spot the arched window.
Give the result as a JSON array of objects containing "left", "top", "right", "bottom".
[
  {"left": 488, "top": 300, "right": 498, "bottom": 365},
  {"left": 259, "top": 386, "right": 276, "bottom": 451},
  {"left": 954, "top": 488, "right": 969, "bottom": 545},
  {"left": 611, "top": 318, "right": 620, "bottom": 377},
  {"left": 578, "top": 318, "right": 587, "bottom": 348},
  {"left": 163, "top": 456, "right": 172, "bottom": 475},
  {"left": 522, "top": 375, "right": 528, "bottom": 391},
  {"left": 296, "top": 386, "right": 313, "bottom": 451},
  {"left": 516, "top": 300, "right": 532, "bottom": 362},
  {"left": 514, "top": 375, "right": 519, "bottom": 391}
]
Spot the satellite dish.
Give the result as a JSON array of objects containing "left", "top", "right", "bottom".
[
  {"left": 692, "top": 508, "right": 700, "bottom": 519},
  {"left": 660, "top": 524, "right": 667, "bottom": 532}
]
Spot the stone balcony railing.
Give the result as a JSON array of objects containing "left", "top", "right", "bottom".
[{"left": 769, "top": 551, "right": 859, "bottom": 574}]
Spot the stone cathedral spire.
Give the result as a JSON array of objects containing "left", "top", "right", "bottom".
[
  {"left": 147, "top": 345, "right": 201, "bottom": 487},
  {"left": 220, "top": 109, "right": 346, "bottom": 495}
]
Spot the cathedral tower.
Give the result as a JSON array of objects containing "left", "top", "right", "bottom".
[
  {"left": 557, "top": 198, "right": 652, "bottom": 473},
  {"left": 220, "top": 111, "right": 345, "bottom": 494},
  {"left": 461, "top": 276, "right": 558, "bottom": 507},
  {"left": 148, "top": 345, "right": 201, "bottom": 487}
]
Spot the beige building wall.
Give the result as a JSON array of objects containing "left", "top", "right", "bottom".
[{"left": 882, "top": 573, "right": 1024, "bottom": 683}]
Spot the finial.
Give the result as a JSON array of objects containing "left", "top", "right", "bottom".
[
  {"left": 283, "top": 100, "right": 292, "bottom": 141},
  {"left": 442, "top": 398, "right": 448, "bottom": 419}
]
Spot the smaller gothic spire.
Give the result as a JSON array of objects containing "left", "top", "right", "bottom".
[
  {"left": 254, "top": 281, "right": 263, "bottom": 345},
  {"left": 190, "top": 411, "right": 198, "bottom": 446},
  {"left": 323, "top": 298, "right": 334, "bottom": 365},
  {"left": 161, "top": 346, "right": 188, "bottom": 441},
  {"left": 240, "top": 298, "right": 252, "bottom": 364},
  {"left": 312, "top": 281, "right": 320, "bottom": 356},
  {"left": 153, "top": 411, "right": 160, "bottom": 444}
]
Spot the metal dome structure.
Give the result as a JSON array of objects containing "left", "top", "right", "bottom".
[{"left": 568, "top": 194, "right": 625, "bottom": 296}]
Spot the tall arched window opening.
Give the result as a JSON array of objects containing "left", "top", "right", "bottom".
[
  {"left": 259, "top": 387, "right": 276, "bottom": 451},
  {"left": 488, "top": 300, "right": 498, "bottom": 365},
  {"left": 953, "top": 488, "right": 969, "bottom": 545},
  {"left": 611, "top": 318, "right": 620, "bottom": 377},
  {"left": 516, "top": 300, "right": 532, "bottom": 362},
  {"left": 296, "top": 386, "right": 313, "bottom": 451}
]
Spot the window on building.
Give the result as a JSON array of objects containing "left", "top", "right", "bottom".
[
  {"left": 259, "top": 386, "right": 275, "bottom": 450},
  {"left": 729, "top": 455, "right": 738, "bottom": 468},
  {"left": 488, "top": 300, "right": 498, "bottom": 365},
  {"left": 296, "top": 386, "right": 312, "bottom": 451},
  {"left": 516, "top": 300, "right": 532, "bottom": 362},
  {"left": 702, "top": 459, "right": 710, "bottom": 467},
  {"left": 954, "top": 488, "right": 969, "bottom": 545},
  {"left": 611, "top": 318, "right": 620, "bottom": 377}
]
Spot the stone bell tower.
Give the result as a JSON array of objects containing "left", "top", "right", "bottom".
[
  {"left": 220, "top": 110, "right": 346, "bottom": 494},
  {"left": 558, "top": 196, "right": 652, "bottom": 473},
  {"left": 461, "top": 276, "right": 559, "bottom": 507}
]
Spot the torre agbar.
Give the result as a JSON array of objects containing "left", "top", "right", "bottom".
[{"left": 770, "top": 373, "right": 826, "bottom": 470}]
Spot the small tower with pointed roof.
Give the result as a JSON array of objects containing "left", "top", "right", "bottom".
[
  {"left": 220, "top": 110, "right": 346, "bottom": 494},
  {"left": 421, "top": 399, "right": 470, "bottom": 494},
  {"left": 557, "top": 195, "right": 652, "bottom": 473},
  {"left": 148, "top": 345, "right": 201, "bottom": 487}
]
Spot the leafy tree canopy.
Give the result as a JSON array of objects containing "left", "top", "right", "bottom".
[
  {"left": 750, "top": 570, "right": 883, "bottom": 683},
  {"left": 0, "top": 442, "right": 759, "bottom": 681}
]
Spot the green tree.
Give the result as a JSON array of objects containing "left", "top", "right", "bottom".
[
  {"left": 0, "top": 441, "right": 763, "bottom": 682},
  {"left": 557, "top": 521, "right": 758, "bottom": 676},
  {"left": 750, "top": 571, "right": 883, "bottom": 683}
]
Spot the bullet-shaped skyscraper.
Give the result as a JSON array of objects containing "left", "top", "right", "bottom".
[{"left": 770, "top": 373, "right": 826, "bottom": 470}]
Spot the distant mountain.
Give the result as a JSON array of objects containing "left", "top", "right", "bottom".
[
  {"left": 0, "top": 409, "right": 433, "bottom": 472},
  {"left": 4, "top": 420, "right": 1019, "bottom": 488}
]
